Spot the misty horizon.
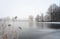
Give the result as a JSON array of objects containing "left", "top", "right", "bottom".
[{"left": 0, "top": 0, "right": 60, "bottom": 19}]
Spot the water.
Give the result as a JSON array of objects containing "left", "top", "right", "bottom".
[{"left": 0, "top": 21, "right": 60, "bottom": 39}]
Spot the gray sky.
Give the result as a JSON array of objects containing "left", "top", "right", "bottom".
[{"left": 0, "top": 0, "right": 60, "bottom": 19}]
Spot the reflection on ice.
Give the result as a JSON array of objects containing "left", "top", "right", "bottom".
[{"left": 0, "top": 21, "right": 60, "bottom": 39}]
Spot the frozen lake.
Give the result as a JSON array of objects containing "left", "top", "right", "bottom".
[{"left": 0, "top": 21, "right": 60, "bottom": 39}]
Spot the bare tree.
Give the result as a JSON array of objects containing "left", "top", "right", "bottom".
[
  {"left": 47, "top": 4, "right": 60, "bottom": 22},
  {"left": 35, "top": 15, "right": 40, "bottom": 22},
  {"left": 28, "top": 15, "right": 34, "bottom": 21}
]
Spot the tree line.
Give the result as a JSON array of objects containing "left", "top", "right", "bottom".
[{"left": 29, "top": 4, "right": 60, "bottom": 22}]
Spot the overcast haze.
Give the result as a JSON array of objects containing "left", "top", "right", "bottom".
[{"left": 0, "top": 0, "right": 60, "bottom": 19}]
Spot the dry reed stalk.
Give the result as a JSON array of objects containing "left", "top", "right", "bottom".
[
  {"left": 2, "top": 32, "right": 9, "bottom": 39},
  {"left": 12, "top": 30, "right": 16, "bottom": 39},
  {"left": 2, "top": 32, "right": 4, "bottom": 39}
]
